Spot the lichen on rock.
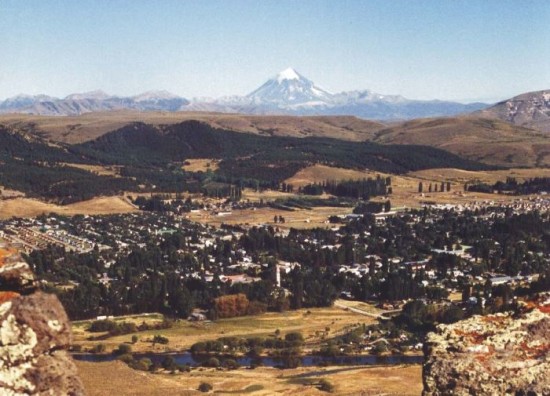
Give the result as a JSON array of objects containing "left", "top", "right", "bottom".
[
  {"left": 423, "top": 294, "right": 550, "bottom": 395},
  {"left": 0, "top": 244, "right": 85, "bottom": 395}
]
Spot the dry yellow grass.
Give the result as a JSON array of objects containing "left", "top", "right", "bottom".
[
  {"left": 409, "top": 167, "right": 550, "bottom": 185},
  {"left": 285, "top": 165, "right": 386, "bottom": 189},
  {"left": 0, "top": 112, "right": 383, "bottom": 144},
  {"left": 72, "top": 306, "right": 374, "bottom": 354},
  {"left": 181, "top": 158, "right": 220, "bottom": 172},
  {"left": 0, "top": 196, "right": 138, "bottom": 219},
  {"left": 187, "top": 206, "right": 353, "bottom": 230},
  {"left": 76, "top": 360, "right": 422, "bottom": 396},
  {"left": 283, "top": 165, "right": 550, "bottom": 209},
  {"left": 61, "top": 163, "right": 121, "bottom": 177},
  {"left": 373, "top": 116, "right": 550, "bottom": 167}
]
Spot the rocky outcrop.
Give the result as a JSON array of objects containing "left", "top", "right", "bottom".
[
  {"left": 423, "top": 295, "right": 550, "bottom": 395},
  {"left": 0, "top": 243, "right": 85, "bottom": 395}
]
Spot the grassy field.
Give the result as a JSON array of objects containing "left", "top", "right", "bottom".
[
  {"left": 285, "top": 165, "right": 385, "bottom": 189},
  {"left": 181, "top": 158, "right": 220, "bottom": 172},
  {"left": 76, "top": 360, "right": 422, "bottom": 395},
  {"left": 3, "top": 164, "right": 547, "bottom": 221},
  {"left": 187, "top": 205, "right": 353, "bottom": 230},
  {"left": 61, "top": 163, "right": 122, "bottom": 177},
  {"left": 0, "top": 196, "right": 138, "bottom": 219},
  {"left": 284, "top": 164, "right": 548, "bottom": 210},
  {"left": 72, "top": 306, "right": 377, "bottom": 354}
]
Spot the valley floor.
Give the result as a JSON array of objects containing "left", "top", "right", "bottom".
[{"left": 76, "top": 360, "right": 422, "bottom": 395}]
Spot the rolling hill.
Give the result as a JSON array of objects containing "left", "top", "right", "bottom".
[
  {"left": 0, "top": 112, "right": 384, "bottom": 144},
  {"left": 370, "top": 117, "right": 550, "bottom": 167},
  {"left": 2, "top": 111, "right": 549, "bottom": 168},
  {"left": 476, "top": 89, "right": 550, "bottom": 133}
]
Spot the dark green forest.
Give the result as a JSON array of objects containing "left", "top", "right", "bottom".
[{"left": 0, "top": 121, "right": 495, "bottom": 203}]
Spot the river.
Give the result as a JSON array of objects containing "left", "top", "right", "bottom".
[{"left": 73, "top": 352, "right": 423, "bottom": 368}]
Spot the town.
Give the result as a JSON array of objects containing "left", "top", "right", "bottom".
[{"left": 1, "top": 194, "right": 549, "bottom": 357}]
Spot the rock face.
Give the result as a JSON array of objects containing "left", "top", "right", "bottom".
[
  {"left": 0, "top": 243, "right": 85, "bottom": 395},
  {"left": 423, "top": 295, "right": 550, "bottom": 395}
]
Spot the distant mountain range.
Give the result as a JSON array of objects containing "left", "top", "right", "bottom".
[
  {"left": 0, "top": 68, "right": 488, "bottom": 119},
  {"left": 477, "top": 89, "right": 550, "bottom": 132},
  {"left": 0, "top": 90, "right": 190, "bottom": 116}
]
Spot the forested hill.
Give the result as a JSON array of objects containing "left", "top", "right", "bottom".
[
  {"left": 0, "top": 126, "right": 81, "bottom": 163},
  {"left": 77, "top": 120, "right": 494, "bottom": 176},
  {"left": 0, "top": 121, "right": 494, "bottom": 203}
]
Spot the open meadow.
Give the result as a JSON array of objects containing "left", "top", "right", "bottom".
[
  {"left": 0, "top": 195, "right": 137, "bottom": 219},
  {"left": 76, "top": 360, "right": 422, "bottom": 396},
  {"left": 72, "top": 305, "right": 379, "bottom": 354}
]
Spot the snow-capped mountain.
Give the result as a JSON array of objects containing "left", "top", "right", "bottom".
[
  {"left": 246, "top": 67, "right": 333, "bottom": 107},
  {"left": 0, "top": 68, "right": 488, "bottom": 118},
  {"left": 189, "top": 68, "right": 488, "bottom": 118}
]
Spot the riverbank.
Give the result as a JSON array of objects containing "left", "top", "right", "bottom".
[
  {"left": 76, "top": 360, "right": 422, "bottom": 395},
  {"left": 73, "top": 351, "right": 423, "bottom": 368},
  {"left": 71, "top": 306, "right": 380, "bottom": 354}
]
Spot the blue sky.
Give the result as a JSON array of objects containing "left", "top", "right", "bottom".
[{"left": 1, "top": 0, "right": 549, "bottom": 102}]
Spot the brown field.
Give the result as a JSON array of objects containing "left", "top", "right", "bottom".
[
  {"left": 0, "top": 112, "right": 383, "bottom": 144},
  {"left": 286, "top": 164, "right": 386, "bottom": 189},
  {"left": 181, "top": 158, "right": 220, "bottom": 172},
  {"left": 61, "top": 163, "right": 121, "bottom": 177},
  {"left": 409, "top": 167, "right": 550, "bottom": 185},
  {"left": 72, "top": 306, "right": 376, "bottom": 354},
  {"left": 76, "top": 360, "right": 422, "bottom": 396},
  {"left": 0, "top": 196, "right": 137, "bottom": 219},
  {"left": 372, "top": 116, "right": 550, "bottom": 168},
  {"left": 0, "top": 187, "right": 25, "bottom": 199},
  {"left": 284, "top": 165, "right": 550, "bottom": 209},
  {"left": 187, "top": 206, "right": 353, "bottom": 230}
]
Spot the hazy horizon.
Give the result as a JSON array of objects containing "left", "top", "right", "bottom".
[{"left": 1, "top": 0, "right": 549, "bottom": 103}]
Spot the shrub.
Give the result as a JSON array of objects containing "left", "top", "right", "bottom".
[
  {"left": 131, "top": 335, "right": 139, "bottom": 344},
  {"left": 91, "top": 344, "right": 106, "bottom": 354},
  {"left": 153, "top": 335, "right": 169, "bottom": 344},
  {"left": 113, "top": 343, "right": 132, "bottom": 355},
  {"left": 373, "top": 342, "right": 388, "bottom": 355},
  {"left": 162, "top": 356, "right": 176, "bottom": 371},
  {"left": 318, "top": 379, "right": 334, "bottom": 393},
  {"left": 88, "top": 320, "right": 117, "bottom": 333},
  {"left": 284, "top": 332, "right": 304, "bottom": 346},
  {"left": 204, "top": 357, "right": 220, "bottom": 368},
  {"left": 198, "top": 382, "right": 213, "bottom": 392},
  {"left": 132, "top": 358, "right": 152, "bottom": 371},
  {"left": 117, "top": 353, "right": 134, "bottom": 364},
  {"left": 190, "top": 342, "right": 206, "bottom": 354},
  {"left": 223, "top": 359, "right": 240, "bottom": 370}
]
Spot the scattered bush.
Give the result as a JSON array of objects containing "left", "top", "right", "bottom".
[
  {"left": 198, "top": 382, "right": 213, "bottom": 392},
  {"left": 204, "top": 357, "right": 220, "bottom": 368},
  {"left": 90, "top": 344, "right": 106, "bottom": 354},
  {"left": 117, "top": 353, "right": 134, "bottom": 364},
  {"left": 223, "top": 359, "right": 240, "bottom": 370},
  {"left": 162, "top": 356, "right": 177, "bottom": 371},
  {"left": 318, "top": 379, "right": 334, "bottom": 393},
  {"left": 131, "top": 358, "right": 152, "bottom": 371},
  {"left": 113, "top": 343, "right": 132, "bottom": 355},
  {"left": 152, "top": 335, "right": 169, "bottom": 345}
]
